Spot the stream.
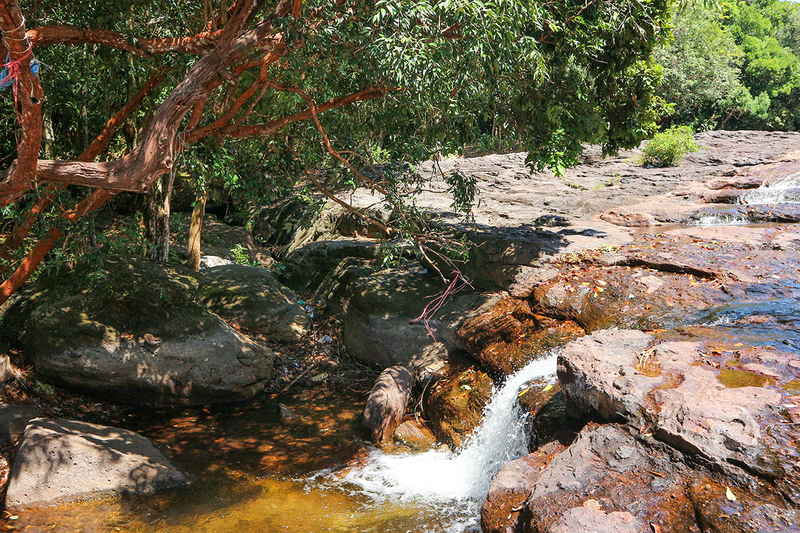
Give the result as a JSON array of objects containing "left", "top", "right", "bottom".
[
  {"left": 11, "top": 356, "right": 557, "bottom": 533},
  {"left": 9, "top": 175, "right": 800, "bottom": 532}
]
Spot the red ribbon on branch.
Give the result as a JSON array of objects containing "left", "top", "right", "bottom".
[{"left": 0, "top": 48, "right": 34, "bottom": 117}]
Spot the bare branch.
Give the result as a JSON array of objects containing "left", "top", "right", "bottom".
[{"left": 28, "top": 26, "right": 224, "bottom": 56}]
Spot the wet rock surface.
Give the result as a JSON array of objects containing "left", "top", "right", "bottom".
[
  {"left": 424, "top": 361, "right": 495, "bottom": 448},
  {"left": 481, "top": 441, "right": 566, "bottom": 533},
  {"left": 457, "top": 133, "right": 800, "bottom": 533},
  {"left": 522, "top": 423, "right": 699, "bottom": 533},
  {"left": 392, "top": 419, "right": 437, "bottom": 450},
  {"left": 6, "top": 418, "right": 188, "bottom": 510}
]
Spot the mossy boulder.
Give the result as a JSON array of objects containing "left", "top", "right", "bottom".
[
  {"left": 425, "top": 363, "right": 494, "bottom": 448},
  {"left": 0, "top": 257, "right": 273, "bottom": 405},
  {"left": 198, "top": 265, "right": 309, "bottom": 341}
]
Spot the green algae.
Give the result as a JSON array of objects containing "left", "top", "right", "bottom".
[{"left": 717, "top": 368, "right": 776, "bottom": 388}]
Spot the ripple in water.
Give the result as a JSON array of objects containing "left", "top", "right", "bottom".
[{"left": 321, "top": 352, "right": 558, "bottom": 532}]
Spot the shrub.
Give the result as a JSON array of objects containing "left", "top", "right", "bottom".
[{"left": 640, "top": 126, "right": 699, "bottom": 167}]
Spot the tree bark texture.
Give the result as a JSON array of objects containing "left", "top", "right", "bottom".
[
  {"left": 186, "top": 189, "right": 208, "bottom": 271},
  {"left": 145, "top": 169, "right": 176, "bottom": 262}
]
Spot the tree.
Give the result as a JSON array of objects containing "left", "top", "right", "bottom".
[
  {"left": 0, "top": 0, "right": 674, "bottom": 303},
  {"left": 656, "top": 0, "right": 800, "bottom": 130}
]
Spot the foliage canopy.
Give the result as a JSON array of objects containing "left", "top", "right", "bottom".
[{"left": 0, "top": 0, "right": 675, "bottom": 299}]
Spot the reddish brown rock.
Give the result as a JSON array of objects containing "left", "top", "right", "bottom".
[
  {"left": 558, "top": 330, "right": 785, "bottom": 477},
  {"left": 688, "top": 478, "right": 800, "bottom": 533},
  {"left": 392, "top": 419, "right": 437, "bottom": 451},
  {"left": 699, "top": 189, "right": 749, "bottom": 203},
  {"left": 425, "top": 364, "right": 494, "bottom": 448},
  {"left": 481, "top": 441, "right": 565, "bottom": 533},
  {"left": 524, "top": 424, "right": 698, "bottom": 533},
  {"left": 599, "top": 211, "right": 653, "bottom": 227},
  {"left": 547, "top": 507, "right": 648, "bottom": 533}
]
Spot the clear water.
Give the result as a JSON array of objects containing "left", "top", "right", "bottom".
[{"left": 12, "top": 354, "right": 558, "bottom": 533}]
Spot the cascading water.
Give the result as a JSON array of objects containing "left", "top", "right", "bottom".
[
  {"left": 325, "top": 352, "right": 559, "bottom": 532},
  {"left": 741, "top": 174, "right": 800, "bottom": 205},
  {"left": 696, "top": 173, "right": 800, "bottom": 226}
]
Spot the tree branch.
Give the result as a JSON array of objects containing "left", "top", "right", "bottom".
[
  {"left": 28, "top": 26, "right": 224, "bottom": 56},
  {"left": 216, "top": 87, "right": 387, "bottom": 139},
  {"left": 0, "top": 0, "right": 45, "bottom": 207},
  {"left": 0, "top": 69, "right": 167, "bottom": 270}
]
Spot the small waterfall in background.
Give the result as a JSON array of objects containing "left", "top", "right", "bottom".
[
  {"left": 696, "top": 173, "right": 800, "bottom": 226},
  {"left": 330, "top": 352, "right": 558, "bottom": 532},
  {"left": 741, "top": 174, "right": 800, "bottom": 205}
]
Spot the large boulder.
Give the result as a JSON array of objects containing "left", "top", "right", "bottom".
[
  {"left": 5, "top": 418, "right": 188, "bottom": 509},
  {"left": 1, "top": 257, "right": 273, "bottom": 405},
  {"left": 557, "top": 330, "right": 784, "bottom": 476},
  {"left": 198, "top": 264, "right": 309, "bottom": 341}
]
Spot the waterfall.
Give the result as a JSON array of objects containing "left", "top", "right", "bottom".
[
  {"left": 330, "top": 352, "right": 558, "bottom": 532},
  {"left": 696, "top": 174, "right": 800, "bottom": 226},
  {"left": 740, "top": 174, "right": 800, "bottom": 205}
]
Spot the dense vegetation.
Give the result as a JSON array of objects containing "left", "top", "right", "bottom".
[
  {"left": 0, "top": 0, "right": 798, "bottom": 298},
  {"left": 657, "top": 0, "right": 800, "bottom": 130}
]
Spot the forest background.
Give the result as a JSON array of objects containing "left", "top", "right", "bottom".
[{"left": 0, "top": 0, "right": 798, "bottom": 297}]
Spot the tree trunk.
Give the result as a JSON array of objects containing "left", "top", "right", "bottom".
[
  {"left": 145, "top": 168, "right": 176, "bottom": 262},
  {"left": 41, "top": 107, "right": 55, "bottom": 159},
  {"left": 186, "top": 188, "right": 207, "bottom": 271}
]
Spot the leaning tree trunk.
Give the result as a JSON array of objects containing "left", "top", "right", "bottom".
[
  {"left": 186, "top": 188, "right": 207, "bottom": 271},
  {"left": 145, "top": 167, "right": 176, "bottom": 262}
]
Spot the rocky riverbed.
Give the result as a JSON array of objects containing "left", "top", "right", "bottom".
[{"left": 0, "top": 130, "right": 798, "bottom": 532}]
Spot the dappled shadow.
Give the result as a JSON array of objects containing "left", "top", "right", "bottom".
[
  {"left": 7, "top": 418, "right": 186, "bottom": 509},
  {"left": 117, "top": 386, "right": 367, "bottom": 480}
]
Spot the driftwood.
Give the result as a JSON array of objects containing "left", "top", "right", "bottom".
[{"left": 362, "top": 365, "right": 414, "bottom": 446}]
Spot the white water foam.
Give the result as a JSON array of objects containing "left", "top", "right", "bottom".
[
  {"left": 330, "top": 352, "right": 558, "bottom": 531},
  {"left": 740, "top": 174, "right": 800, "bottom": 205},
  {"left": 696, "top": 174, "right": 800, "bottom": 226},
  {"left": 695, "top": 214, "right": 748, "bottom": 226}
]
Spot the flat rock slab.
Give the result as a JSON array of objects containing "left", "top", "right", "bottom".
[
  {"left": 6, "top": 418, "right": 188, "bottom": 509},
  {"left": 558, "top": 330, "right": 784, "bottom": 476}
]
